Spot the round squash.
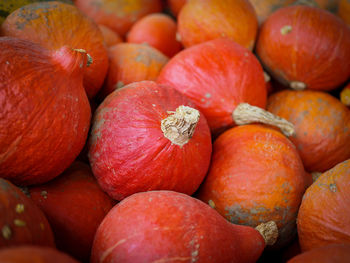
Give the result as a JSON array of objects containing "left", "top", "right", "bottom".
[
  {"left": 1, "top": 1, "right": 109, "bottom": 99},
  {"left": 297, "top": 159, "right": 350, "bottom": 251},
  {"left": 0, "top": 37, "right": 91, "bottom": 185},
  {"left": 256, "top": 5, "right": 350, "bottom": 91},
  {"left": 88, "top": 81, "right": 212, "bottom": 201}
]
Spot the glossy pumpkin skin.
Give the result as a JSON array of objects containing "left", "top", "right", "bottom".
[
  {"left": 297, "top": 159, "right": 350, "bottom": 251},
  {"left": 1, "top": 1, "right": 109, "bottom": 99},
  {"left": 157, "top": 38, "right": 267, "bottom": 135},
  {"left": 99, "top": 43, "right": 168, "bottom": 99},
  {"left": 28, "top": 161, "right": 115, "bottom": 262},
  {"left": 0, "top": 37, "right": 91, "bottom": 185},
  {"left": 338, "top": 0, "right": 350, "bottom": 25},
  {"left": 74, "top": 0, "right": 163, "bottom": 37},
  {"left": 98, "top": 24, "right": 123, "bottom": 47},
  {"left": 256, "top": 5, "right": 350, "bottom": 91},
  {"left": 177, "top": 0, "right": 258, "bottom": 50},
  {"left": 250, "top": 0, "right": 295, "bottom": 24},
  {"left": 126, "top": 13, "right": 182, "bottom": 57},
  {"left": 0, "top": 178, "right": 55, "bottom": 248},
  {"left": 267, "top": 90, "right": 350, "bottom": 173},
  {"left": 91, "top": 190, "right": 267, "bottom": 263},
  {"left": 197, "top": 125, "right": 308, "bottom": 248},
  {"left": 88, "top": 81, "right": 212, "bottom": 201},
  {"left": 0, "top": 246, "right": 79, "bottom": 263}
]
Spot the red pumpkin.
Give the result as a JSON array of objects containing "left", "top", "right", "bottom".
[
  {"left": 256, "top": 5, "right": 350, "bottom": 91},
  {"left": 0, "top": 178, "right": 54, "bottom": 248},
  {"left": 91, "top": 190, "right": 278, "bottom": 263},
  {"left": 1, "top": 1, "right": 109, "bottom": 99},
  {"left": 297, "top": 159, "right": 350, "bottom": 251},
  {"left": 0, "top": 246, "right": 79, "bottom": 263},
  {"left": 157, "top": 38, "right": 267, "bottom": 135},
  {"left": 177, "top": 0, "right": 258, "bottom": 50},
  {"left": 28, "top": 161, "right": 115, "bottom": 262},
  {"left": 126, "top": 13, "right": 182, "bottom": 57},
  {"left": 197, "top": 125, "right": 309, "bottom": 248},
  {"left": 0, "top": 37, "right": 91, "bottom": 185},
  {"left": 287, "top": 243, "right": 350, "bottom": 263},
  {"left": 267, "top": 90, "right": 350, "bottom": 172},
  {"left": 88, "top": 81, "right": 212, "bottom": 201}
]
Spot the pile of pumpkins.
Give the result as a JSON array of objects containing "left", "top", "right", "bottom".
[{"left": 0, "top": 0, "right": 349, "bottom": 262}]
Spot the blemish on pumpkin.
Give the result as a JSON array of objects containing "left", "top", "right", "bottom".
[
  {"left": 208, "top": 200, "right": 215, "bottom": 209},
  {"left": 15, "top": 204, "right": 25, "bottom": 213},
  {"left": 329, "top": 183, "right": 337, "bottom": 192},
  {"left": 14, "top": 219, "right": 26, "bottom": 227},
  {"left": 115, "top": 81, "right": 124, "bottom": 90},
  {"left": 5, "top": 61, "right": 9, "bottom": 65},
  {"left": 1, "top": 225, "right": 12, "bottom": 240},
  {"left": 280, "top": 25, "right": 292, "bottom": 35},
  {"left": 205, "top": 93, "right": 211, "bottom": 98},
  {"left": 41, "top": 190, "right": 48, "bottom": 199}
]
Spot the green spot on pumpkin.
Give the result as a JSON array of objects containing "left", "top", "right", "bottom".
[{"left": 280, "top": 25, "right": 292, "bottom": 35}]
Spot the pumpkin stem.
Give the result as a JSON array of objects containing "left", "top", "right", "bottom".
[
  {"left": 290, "top": 81, "right": 307, "bottom": 90},
  {"left": 73, "top": 48, "right": 93, "bottom": 67},
  {"left": 233, "top": 103, "right": 295, "bottom": 137},
  {"left": 255, "top": 221, "right": 278, "bottom": 246},
  {"left": 161, "top": 105, "right": 200, "bottom": 147}
]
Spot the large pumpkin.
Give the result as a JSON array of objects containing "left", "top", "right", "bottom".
[
  {"left": 0, "top": 37, "right": 91, "bottom": 185},
  {"left": 1, "top": 1, "right": 108, "bottom": 99},
  {"left": 88, "top": 81, "right": 212, "bottom": 201},
  {"left": 256, "top": 5, "right": 350, "bottom": 91}
]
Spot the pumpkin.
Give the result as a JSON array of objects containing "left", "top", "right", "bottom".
[
  {"left": 340, "top": 83, "right": 350, "bottom": 106},
  {"left": 88, "top": 81, "right": 212, "bottom": 201},
  {"left": 98, "top": 24, "right": 123, "bottom": 47},
  {"left": 0, "top": 178, "right": 54, "bottom": 248},
  {"left": 157, "top": 38, "right": 267, "bottom": 135},
  {"left": 267, "top": 90, "right": 350, "bottom": 173},
  {"left": 1, "top": 1, "right": 109, "bottom": 99},
  {"left": 249, "top": 0, "right": 295, "bottom": 24},
  {"left": 197, "top": 124, "right": 309, "bottom": 248},
  {"left": 177, "top": 0, "right": 258, "bottom": 50},
  {"left": 256, "top": 5, "right": 350, "bottom": 91},
  {"left": 28, "top": 161, "right": 115, "bottom": 262},
  {"left": 297, "top": 159, "right": 350, "bottom": 251},
  {"left": 74, "top": 0, "right": 163, "bottom": 37},
  {"left": 126, "top": 13, "right": 182, "bottom": 57},
  {"left": 0, "top": 246, "right": 79, "bottom": 263},
  {"left": 98, "top": 43, "right": 168, "bottom": 99},
  {"left": 287, "top": 243, "right": 350, "bottom": 263},
  {"left": 337, "top": 0, "right": 350, "bottom": 24},
  {"left": 0, "top": 37, "right": 91, "bottom": 185},
  {"left": 167, "top": 0, "right": 187, "bottom": 16},
  {"left": 91, "top": 190, "right": 278, "bottom": 263}
]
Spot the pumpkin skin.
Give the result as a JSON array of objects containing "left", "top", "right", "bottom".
[
  {"left": 267, "top": 90, "right": 350, "bottom": 173},
  {"left": 157, "top": 38, "right": 267, "bottom": 135},
  {"left": 249, "top": 0, "right": 295, "bottom": 24},
  {"left": 88, "top": 81, "right": 212, "bottom": 201},
  {"left": 98, "top": 24, "right": 123, "bottom": 47},
  {"left": 338, "top": 0, "right": 350, "bottom": 25},
  {"left": 91, "top": 190, "right": 271, "bottom": 263},
  {"left": 256, "top": 5, "right": 350, "bottom": 91},
  {"left": 99, "top": 43, "right": 168, "bottom": 99},
  {"left": 297, "top": 159, "right": 350, "bottom": 251},
  {"left": 1, "top": 1, "right": 109, "bottom": 99},
  {"left": 287, "top": 243, "right": 350, "bottom": 263},
  {"left": 177, "top": 0, "right": 258, "bottom": 50},
  {"left": 126, "top": 13, "right": 182, "bottom": 57},
  {"left": 0, "top": 246, "right": 79, "bottom": 263},
  {"left": 28, "top": 161, "right": 115, "bottom": 262},
  {"left": 0, "top": 178, "right": 55, "bottom": 248},
  {"left": 197, "top": 125, "right": 308, "bottom": 248},
  {"left": 74, "top": 0, "right": 163, "bottom": 37},
  {"left": 0, "top": 37, "right": 91, "bottom": 185}
]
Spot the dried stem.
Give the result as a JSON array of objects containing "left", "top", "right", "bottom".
[{"left": 255, "top": 221, "right": 278, "bottom": 246}]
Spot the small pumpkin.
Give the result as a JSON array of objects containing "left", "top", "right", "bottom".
[
  {"left": 0, "top": 178, "right": 55, "bottom": 248},
  {"left": 28, "top": 161, "right": 115, "bottom": 262},
  {"left": 88, "top": 81, "right": 212, "bottom": 201},
  {"left": 267, "top": 90, "right": 350, "bottom": 173},
  {"left": 197, "top": 124, "right": 309, "bottom": 248},
  {"left": 177, "top": 0, "right": 258, "bottom": 50},
  {"left": 256, "top": 4, "right": 350, "bottom": 91},
  {"left": 1, "top": 1, "right": 109, "bottom": 99},
  {"left": 126, "top": 13, "right": 182, "bottom": 57},
  {"left": 91, "top": 190, "right": 278, "bottom": 263},
  {"left": 297, "top": 159, "right": 350, "bottom": 251},
  {"left": 0, "top": 37, "right": 91, "bottom": 185}
]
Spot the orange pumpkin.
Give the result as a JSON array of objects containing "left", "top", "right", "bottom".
[
  {"left": 197, "top": 124, "right": 309, "bottom": 248},
  {"left": 297, "top": 159, "right": 350, "bottom": 251},
  {"left": 267, "top": 90, "right": 350, "bottom": 173},
  {"left": 74, "top": 0, "right": 163, "bottom": 37},
  {"left": 98, "top": 24, "right": 123, "bottom": 47},
  {"left": 338, "top": 0, "right": 350, "bottom": 24},
  {"left": 250, "top": 0, "right": 295, "bottom": 24},
  {"left": 177, "top": 0, "right": 258, "bottom": 50},
  {"left": 1, "top": 1, "right": 108, "bottom": 99}
]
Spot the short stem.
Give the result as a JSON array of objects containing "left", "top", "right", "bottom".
[
  {"left": 255, "top": 221, "right": 278, "bottom": 246},
  {"left": 73, "top": 48, "right": 93, "bottom": 67},
  {"left": 161, "top": 105, "right": 200, "bottom": 147},
  {"left": 232, "top": 103, "right": 295, "bottom": 137},
  {"left": 290, "top": 81, "right": 307, "bottom": 90}
]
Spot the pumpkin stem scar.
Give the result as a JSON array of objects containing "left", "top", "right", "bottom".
[{"left": 255, "top": 221, "right": 278, "bottom": 246}]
